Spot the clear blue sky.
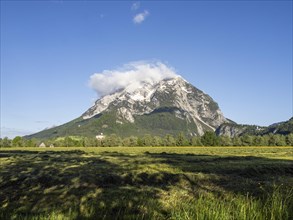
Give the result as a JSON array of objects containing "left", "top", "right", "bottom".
[{"left": 1, "top": 0, "right": 292, "bottom": 138}]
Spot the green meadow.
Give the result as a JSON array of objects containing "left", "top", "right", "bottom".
[{"left": 1, "top": 147, "right": 292, "bottom": 219}]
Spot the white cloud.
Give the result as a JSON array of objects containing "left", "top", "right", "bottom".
[
  {"left": 131, "top": 2, "right": 140, "bottom": 10},
  {"left": 133, "top": 10, "right": 149, "bottom": 24},
  {"left": 89, "top": 61, "right": 178, "bottom": 97}
]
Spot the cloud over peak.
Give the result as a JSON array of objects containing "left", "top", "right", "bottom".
[
  {"left": 89, "top": 61, "right": 178, "bottom": 97},
  {"left": 133, "top": 10, "right": 149, "bottom": 24}
]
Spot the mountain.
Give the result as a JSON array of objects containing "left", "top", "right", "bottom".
[
  {"left": 263, "top": 117, "right": 293, "bottom": 135},
  {"left": 215, "top": 123, "right": 266, "bottom": 137},
  {"left": 216, "top": 117, "right": 293, "bottom": 137},
  {"left": 27, "top": 76, "right": 229, "bottom": 139}
]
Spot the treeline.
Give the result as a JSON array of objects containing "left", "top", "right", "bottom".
[{"left": 1, "top": 132, "right": 293, "bottom": 147}]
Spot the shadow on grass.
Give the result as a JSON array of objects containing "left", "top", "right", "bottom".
[
  {"left": 0, "top": 150, "right": 292, "bottom": 219},
  {"left": 0, "top": 150, "right": 177, "bottom": 219},
  {"left": 145, "top": 152, "right": 293, "bottom": 197}
]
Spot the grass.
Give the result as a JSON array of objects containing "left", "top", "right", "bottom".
[{"left": 0, "top": 146, "right": 292, "bottom": 219}]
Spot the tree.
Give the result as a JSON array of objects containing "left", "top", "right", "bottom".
[
  {"left": 79, "top": 137, "right": 86, "bottom": 147},
  {"left": 191, "top": 136, "right": 202, "bottom": 146},
  {"left": 252, "top": 136, "right": 263, "bottom": 146},
  {"left": 219, "top": 136, "right": 232, "bottom": 146},
  {"left": 142, "top": 134, "right": 153, "bottom": 146},
  {"left": 84, "top": 137, "right": 97, "bottom": 147},
  {"left": 240, "top": 135, "right": 253, "bottom": 146},
  {"left": 137, "top": 137, "right": 143, "bottom": 146},
  {"left": 232, "top": 137, "right": 242, "bottom": 146},
  {"left": 129, "top": 136, "right": 138, "bottom": 146},
  {"left": 104, "top": 134, "right": 121, "bottom": 147},
  {"left": 286, "top": 134, "right": 293, "bottom": 146},
  {"left": 163, "top": 134, "right": 176, "bottom": 146},
  {"left": 151, "top": 136, "right": 162, "bottom": 146},
  {"left": 260, "top": 135, "right": 269, "bottom": 146},
  {"left": 268, "top": 134, "right": 278, "bottom": 146},
  {"left": 123, "top": 136, "right": 138, "bottom": 146},
  {"left": 275, "top": 135, "right": 286, "bottom": 146},
  {"left": 0, "top": 137, "right": 12, "bottom": 148},
  {"left": 25, "top": 138, "right": 37, "bottom": 147},
  {"left": 176, "top": 132, "right": 189, "bottom": 146},
  {"left": 12, "top": 136, "right": 24, "bottom": 147},
  {"left": 201, "top": 132, "right": 219, "bottom": 146}
]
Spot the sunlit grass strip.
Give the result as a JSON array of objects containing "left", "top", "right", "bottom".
[
  {"left": 1, "top": 146, "right": 293, "bottom": 160},
  {"left": 168, "top": 186, "right": 293, "bottom": 220}
]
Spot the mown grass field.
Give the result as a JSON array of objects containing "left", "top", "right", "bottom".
[{"left": 1, "top": 146, "right": 293, "bottom": 219}]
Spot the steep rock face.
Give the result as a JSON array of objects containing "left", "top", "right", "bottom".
[
  {"left": 216, "top": 123, "right": 270, "bottom": 137},
  {"left": 216, "top": 124, "right": 250, "bottom": 137},
  {"left": 82, "top": 76, "right": 228, "bottom": 135}
]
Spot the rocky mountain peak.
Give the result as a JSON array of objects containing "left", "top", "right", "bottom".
[{"left": 82, "top": 76, "right": 228, "bottom": 135}]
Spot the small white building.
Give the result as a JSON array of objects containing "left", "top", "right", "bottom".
[
  {"left": 49, "top": 144, "right": 55, "bottom": 148},
  {"left": 39, "top": 142, "right": 46, "bottom": 148},
  {"left": 96, "top": 133, "right": 105, "bottom": 140}
]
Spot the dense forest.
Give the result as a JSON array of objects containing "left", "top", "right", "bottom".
[{"left": 1, "top": 132, "right": 293, "bottom": 147}]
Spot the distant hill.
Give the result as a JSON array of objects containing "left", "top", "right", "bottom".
[
  {"left": 216, "top": 117, "right": 293, "bottom": 137},
  {"left": 263, "top": 117, "right": 293, "bottom": 135}
]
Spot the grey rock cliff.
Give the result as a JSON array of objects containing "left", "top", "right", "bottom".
[{"left": 83, "top": 76, "right": 228, "bottom": 136}]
